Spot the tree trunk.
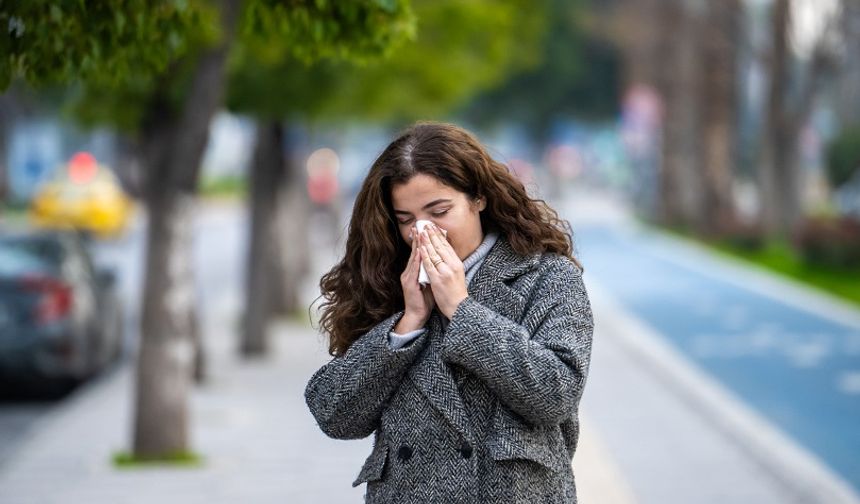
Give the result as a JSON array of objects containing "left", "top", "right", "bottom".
[
  {"left": 114, "top": 135, "right": 145, "bottom": 200},
  {"left": 760, "top": 0, "right": 838, "bottom": 237},
  {"left": 0, "top": 113, "right": 8, "bottom": 204},
  {"left": 0, "top": 88, "right": 25, "bottom": 203},
  {"left": 836, "top": 0, "right": 860, "bottom": 127},
  {"left": 132, "top": 0, "right": 241, "bottom": 457},
  {"left": 656, "top": 0, "right": 703, "bottom": 229},
  {"left": 618, "top": 0, "right": 662, "bottom": 88},
  {"left": 271, "top": 125, "right": 310, "bottom": 318},
  {"left": 759, "top": 0, "right": 798, "bottom": 238},
  {"left": 241, "top": 120, "right": 285, "bottom": 356},
  {"left": 700, "top": 0, "right": 740, "bottom": 235},
  {"left": 190, "top": 296, "right": 206, "bottom": 384},
  {"left": 134, "top": 190, "right": 196, "bottom": 456}
]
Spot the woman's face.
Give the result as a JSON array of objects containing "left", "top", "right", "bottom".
[{"left": 391, "top": 173, "right": 486, "bottom": 260}]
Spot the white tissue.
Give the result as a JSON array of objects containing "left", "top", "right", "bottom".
[{"left": 414, "top": 219, "right": 446, "bottom": 286}]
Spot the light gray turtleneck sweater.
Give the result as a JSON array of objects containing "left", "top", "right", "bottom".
[{"left": 388, "top": 231, "right": 500, "bottom": 349}]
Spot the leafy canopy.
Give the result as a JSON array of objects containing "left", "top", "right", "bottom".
[{"left": 3, "top": 0, "right": 416, "bottom": 130}]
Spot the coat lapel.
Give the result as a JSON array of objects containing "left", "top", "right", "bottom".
[
  {"left": 407, "top": 235, "right": 541, "bottom": 443},
  {"left": 467, "top": 236, "right": 540, "bottom": 318}
]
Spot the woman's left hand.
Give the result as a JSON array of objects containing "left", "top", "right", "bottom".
[{"left": 419, "top": 223, "right": 469, "bottom": 320}]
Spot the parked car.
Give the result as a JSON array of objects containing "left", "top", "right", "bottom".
[
  {"left": 29, "top": 152, "right": 133, "bottom": 239},
  {"left": 0, "top": 228, "right": 124, "bottom": 392}
]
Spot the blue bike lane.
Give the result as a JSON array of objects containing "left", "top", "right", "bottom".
[{"left": 574, "top": 223, "right": 860, "bottom": 493}]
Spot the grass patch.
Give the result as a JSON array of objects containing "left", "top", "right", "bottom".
[
  {"left": 270, "top": 308, "right": 314, "bottom": 328},
  {"left": 652, "top": 223, "right": 860, "bottom": 307},
  {"left": 198, "top": 174, "right": 247, "bottom": 199},
  {"left": 0, "top": 202, "right": 31, "bottom": 223},
  {"left": 287, "top": 307, "right": 314, "bottom": 326},
  {"left": 112, "top": 450, "right": 204, "bottom": 469}
]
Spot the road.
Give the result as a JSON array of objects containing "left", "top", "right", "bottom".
[{"left": 562, "top": 192, "right": 860, "bottom": 494}]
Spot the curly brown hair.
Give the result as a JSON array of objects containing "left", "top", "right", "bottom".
[{"left": 313, "top": 121, "right": 582, "bottom": 357}]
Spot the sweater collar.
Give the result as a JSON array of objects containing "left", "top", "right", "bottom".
[{"left": 462, "top": 231, "right": 499, "bottom": 273}]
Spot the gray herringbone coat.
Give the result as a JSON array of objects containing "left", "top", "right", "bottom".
[{"left": 304, "top": 235, "right": 594, "bottom": 503}]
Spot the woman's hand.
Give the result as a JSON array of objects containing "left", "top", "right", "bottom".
[
  {"left": 419, "top": 223, "right": 469, "bottom": 320},
  {"left": 397, "top": 225, "right": 435, "bottom": 332}
]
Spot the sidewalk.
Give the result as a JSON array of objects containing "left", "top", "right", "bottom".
[
  {"left": 3, "top": 282, "right": 854, "bottom": 503},
  {"left": 0, "top": 312, "right": 634, "bottom": 504}
]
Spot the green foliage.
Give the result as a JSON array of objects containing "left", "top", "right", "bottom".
[
  {"left": 64, "top": 46, "right": 211, "bottom": 132},
  {"left": 709, "top": 238, "right": 860, "bottom": 307},
  {"left": 656, "top": 223, "right": 860, "bottom": 308},
  {"left": 227, "top": 0, "right": 544, "bottom": 123},
  {"left": 11, "top": 0, "right": 543, "bottom": 133},
  {"left": 826, "top": 124, "right": 860, "bottom": 188},
  {"left": 324, "top": 0, "right": 546, "bottom": 122},
  {"left": 459, "top": 0, "right": 620, "bottom": 140},
  {"left": 225, "top": 43, "right": 344, "bottom": 121},
  {"left": 60, "top": 0, "right": 416, "bottom": 131},
  {"left": 0, "top": 1, "right": 210, "bottom": 91},
  {"left": 241, "top": 0, "right": 415, "bottom": 64}
]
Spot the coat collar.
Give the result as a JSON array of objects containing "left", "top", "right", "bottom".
[
  {"left": 467, "top": 234, "right": 541, "bottom": 319},
  {"left": 471, "top": 233, "right": 542, "bottom": 285},
  {"left": 406, "top": 234, "right": 542, "bottom": 443}
]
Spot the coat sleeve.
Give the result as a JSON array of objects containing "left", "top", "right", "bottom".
[
  {"left": 440, "top": 258, "right": 594, "bottom": 427},
  {"left": 304, "top": 310, "right": 430, "bottom": 440}
]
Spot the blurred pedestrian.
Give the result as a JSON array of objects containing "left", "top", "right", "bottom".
[{"left": 305, "top": 121, "right": 594, "bottom": 503}]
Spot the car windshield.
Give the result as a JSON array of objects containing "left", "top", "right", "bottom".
[{"left": 0, "top": 237, "right": 63, "bottom": 276}]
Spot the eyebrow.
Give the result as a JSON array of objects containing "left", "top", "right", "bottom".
[{"left": 393, "top": 198, "right": 453, "bottom": 215}]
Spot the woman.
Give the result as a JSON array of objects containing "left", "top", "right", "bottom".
[{"left": 304, "top": 121, "right": 594, "bottom": 503}]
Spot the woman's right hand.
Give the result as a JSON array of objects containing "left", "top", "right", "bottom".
[{"left": 397, "top": 225, "right": 435, "bottom": 332}]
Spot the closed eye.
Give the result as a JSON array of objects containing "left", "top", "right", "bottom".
[{"left": 398, "top": 209, "right": 448, "bottom": 225}]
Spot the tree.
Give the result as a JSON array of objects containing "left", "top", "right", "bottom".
[
  {"left": 653, "top": 0, "right": 703, "bottom": 230},
  {"left": 758, "top": 0, "right": 840, "bottom": 238},
  {"left": 0, "top": 2, "right": 204, "bottom": 90},
  {"left": 1, "top": 2, "right": 202, "bottom": 204},
  {"left": 648, "top": 0, "right": 742, "bottom": 234},
  {"left": 758, "top": 0, "right": 795, "bottom": 238},
  {"left": 834, "top": 0, "right": 860, "bottom": 128},
  {"left": 8, "top": 0, "right": 418, "bottom": 460},
  {"left": 225, "top": 50, "right": 343, "bottom": 357},
  {"left": 131, "top": 0, "right": 243, "bottom": 460},
  {"left": 130, "top": 0, "right": 416, "bottom": 459},
  {"left": 699, "top": 0, "right": 741, "bottom": 236},
  {"left": 225, "top": 0, "right": 547, "bottom": 356},
  {"left": 610, "top": 0, "right": 741, "bottom": 234},
  {"left": 0, "top": 86, "right": 31, "bottom": 203}
]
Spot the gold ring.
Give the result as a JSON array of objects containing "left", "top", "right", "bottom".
[{"left": 432, "top": 258, "right": 444, "bottom": 266}]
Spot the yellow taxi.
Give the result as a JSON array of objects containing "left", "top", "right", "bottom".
[{"left": 29, "top": 152, "right": 133, "bottom": 238}]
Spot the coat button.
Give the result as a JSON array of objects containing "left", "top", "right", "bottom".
[
  {"left": 397, "top": 444, "right": 413, "bottom": 462},
  {"left": 459, "top": 441, "right": 473, "bottom": 459}
]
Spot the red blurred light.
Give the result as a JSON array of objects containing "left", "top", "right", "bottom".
[
  {"left": 307, "top": 173, "right": 339, "bottom": 205},
  {"left": 20, "top": 275, "right": 74, "bottom": 324},
  {"left": 68, "top": 152, "right": 98, "bottom": 184}
]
